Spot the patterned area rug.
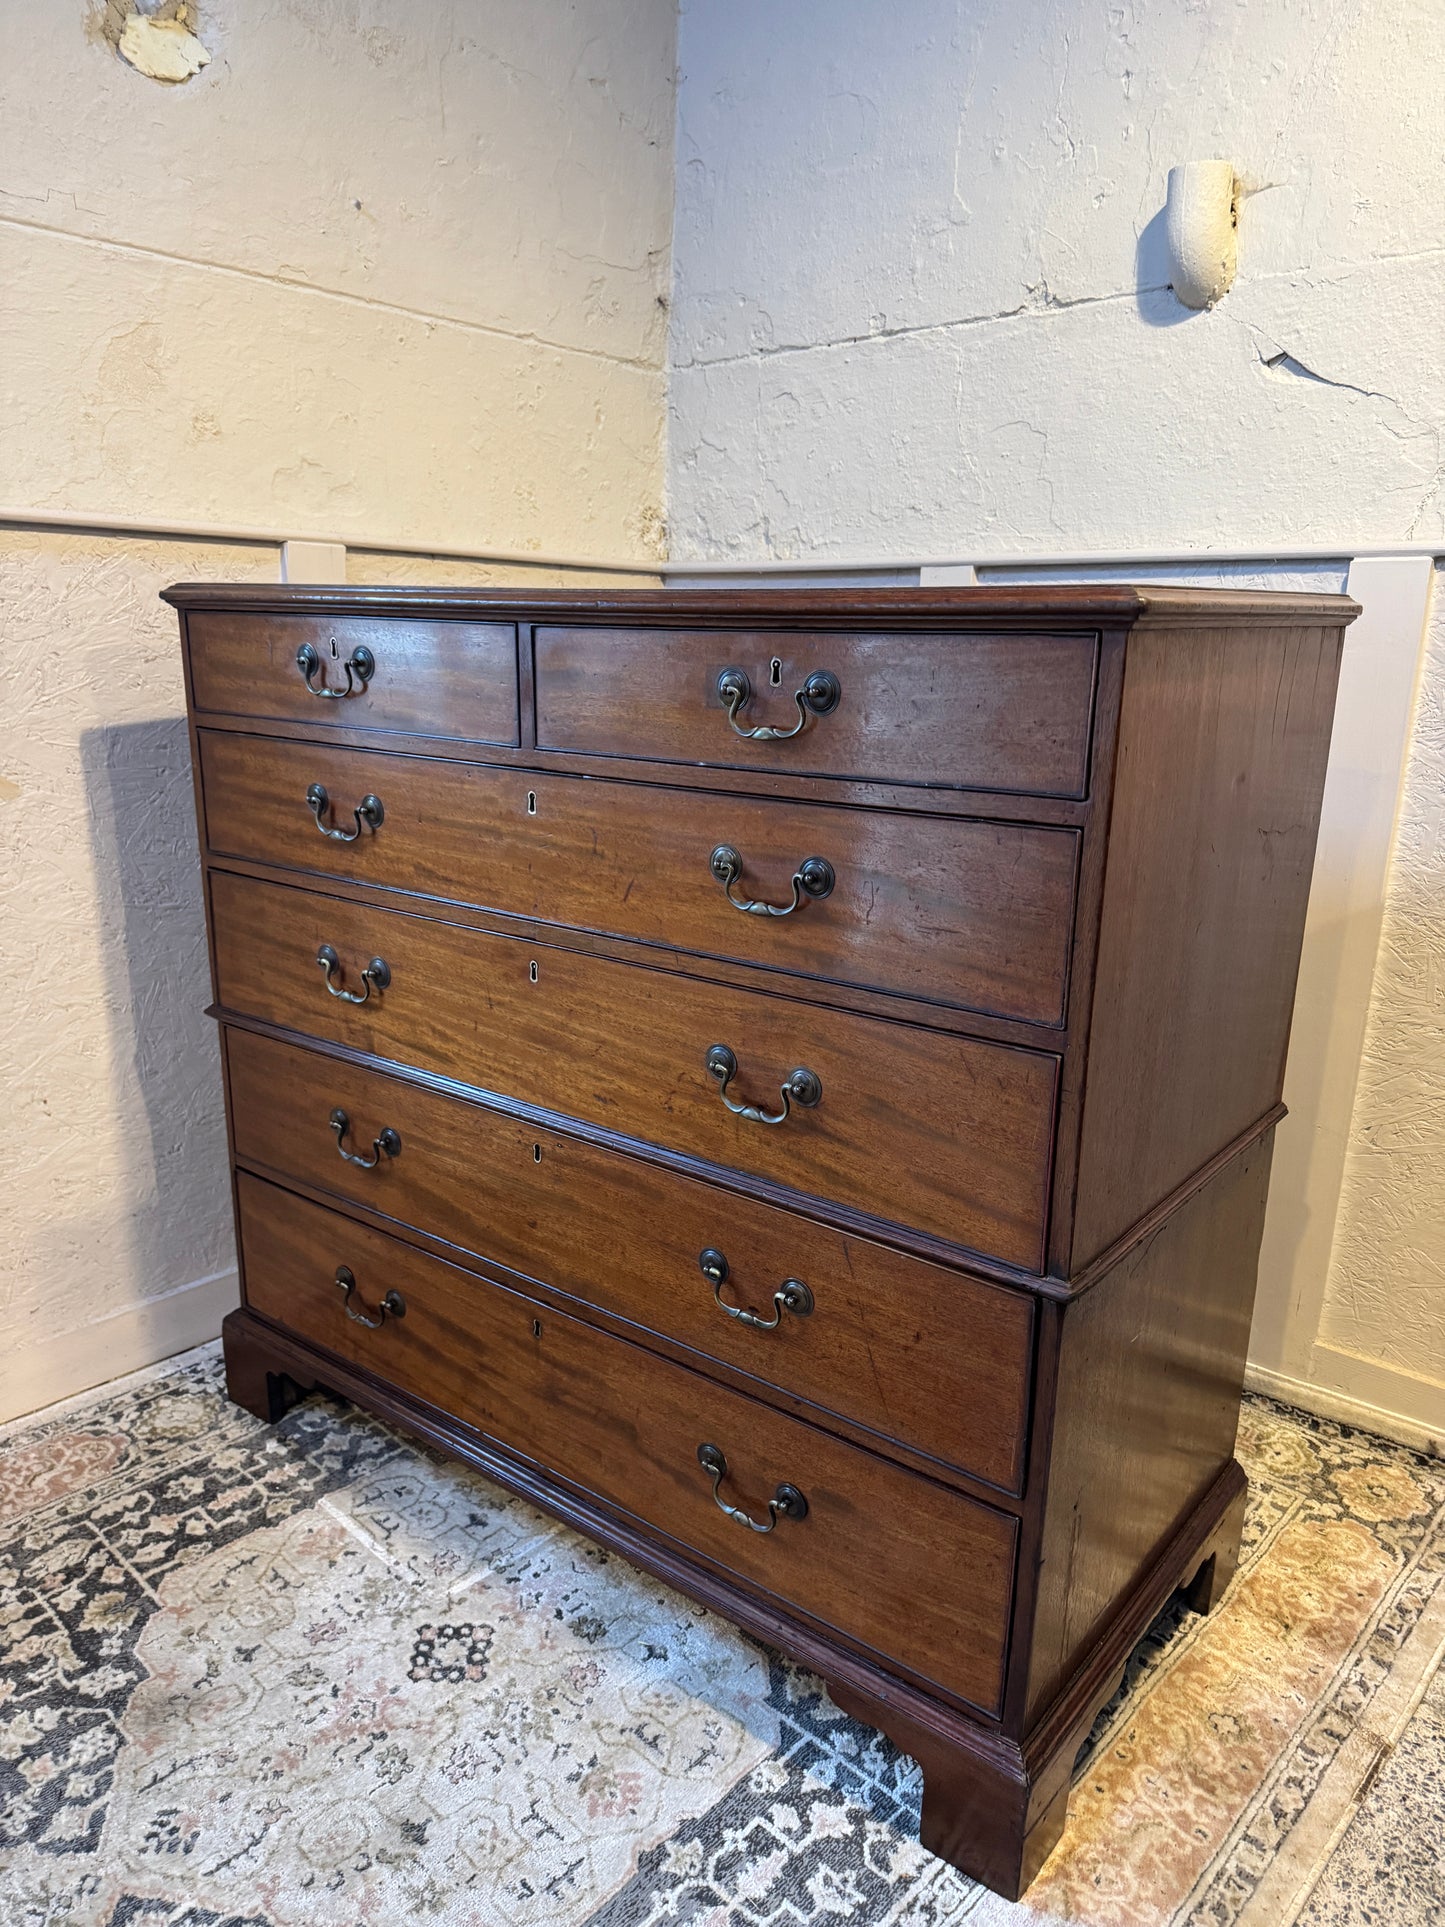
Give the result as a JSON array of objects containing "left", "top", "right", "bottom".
[{"left": 1, "top": 1346, "right": 1441, "bottom": 1927}]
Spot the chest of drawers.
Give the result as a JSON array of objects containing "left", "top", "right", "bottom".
[{"left": 168, "top": 582, "right": 1355, "bottom": 1898}]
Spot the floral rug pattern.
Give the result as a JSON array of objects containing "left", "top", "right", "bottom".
[{"left": 0, "top": 1347, "right": 1441, "bottom": 1927}]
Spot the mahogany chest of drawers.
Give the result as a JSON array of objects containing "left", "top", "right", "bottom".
[{"left": 167, "top": 582, "right": 1355, "bottom": 1898}]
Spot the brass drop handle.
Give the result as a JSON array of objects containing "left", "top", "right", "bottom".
[
  {"left": 334, "top": 1264, "right": 405, "bottom": 1328},
  {"left": 329, "top": 1107, "right": 401, "bottom": 1169},
  {"left": 699, "top": 1249, "right": 813, "bottom": 1330},
  {"left": 307, "top": 782, "right": 384, "bottom": 842},
  {"left": 296, "top": 639, "right": 375, "bottom": 699},
  {"left": 716, "top": 666, "right": 840, "bottom": 741},
  {"left": 696, "top": 1443, "right": 807, "bottom": 1533},
  {"left": 710, "top": 845, "right": 834, "bottom": 917},
  {"left": 317, "top": 943, "right": 391, "bottom": 1005},
  {"left": 705, "top": 1044, "right": 821, "bottom": 1125}
]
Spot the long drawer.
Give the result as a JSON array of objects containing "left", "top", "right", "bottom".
[
  {"left": 210, "top": 871, "right": 1059, "bottom": 1268},
  {"left": 236, "top": 1172, "right": 1018, "bottom": 1715},
  {"left": 187, "top": 610, "right": 519, "bottom": 745},
  {"left": 533, "top": 625, "right": 1099, "bottom": 797},
  {"left": 200, "top": 731, "right": 1078, "bottom": 1024},
  {"left": 226, "top": 1028, "right": 1035, "bottom": 1492}
]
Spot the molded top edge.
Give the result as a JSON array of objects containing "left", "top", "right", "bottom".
[{"left": 162, "top": 582, "right": 1360, "bottom": 628}]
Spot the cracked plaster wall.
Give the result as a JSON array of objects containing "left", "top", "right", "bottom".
[
  {"left": 0, "top": 0, "right": 675, "bottom": 1415},
  {"left": 667, "top": 0, "right": 1444, "bottom": 559},
  {"left": 2, "top": 0, "right": 675, "bottom": 557},
  {"left": 666, "top": 0, "right": 1445, "bottom": 1423}
]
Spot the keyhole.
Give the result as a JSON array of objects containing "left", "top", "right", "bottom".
[
  {"left": 526, "top": 791, "right": 537, "bottom": 815},
  {"left": 329, "top": 636, "right": 339, "bottom": 659},
  {"left": 769, "top": 656, "right": 782, "bottom": 686},
  {"left": 532, "top": 1318, "right": 543, "bottom": 1338},
  {"left": 529, "top": 959, "right": 538, "bottom": 984},
  {"left": 532, "top": 1143, "right": 542, "bottom": 1163}
]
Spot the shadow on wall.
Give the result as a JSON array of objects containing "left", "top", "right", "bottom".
[
  {"left": 1135, "top": 204, "right": 1193, "bottom": 329},
  {"left": 63, "top": 715, "right": 235, "bottom": 1313}
]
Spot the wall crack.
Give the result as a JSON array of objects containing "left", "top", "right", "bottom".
[{"left": 1, "top": 216, "right": 663, "bottom": 375}]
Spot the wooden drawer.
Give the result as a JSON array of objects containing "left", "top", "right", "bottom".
[
  {"left": 226, "top": 1028, "right": 1035, "bottom": 1492},
  {"left": 533, "top": 626, "right": 1098, "bottom": 797},
  {"left": 187, "top": 611, "right": 518, "bottom": 745},
  {"left": 200, "top": 732, "right": 1079, "bottom": 1025},
  {"left": 210, "top": 871, "right": 1058, "bottom": 1269},
  {"left": 236, "top": 1171, "right": 1018, "bottom": 1714}
]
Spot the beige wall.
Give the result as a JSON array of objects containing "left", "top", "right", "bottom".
[
  {"left": 1317, "top": 575, "right": 1445, "bottom": 1433},
  {"left": 1, "top": 0, "right": 674, "bottom": 558},
  {"left": 1, "top": 531, "right": 269, "bottom": 1422},
  {"left": 6, "top": 1, "right": 1440, "bottom": 1443},
  {"left": 0, "top": 0, "right": 675, "bottom": 1419}
]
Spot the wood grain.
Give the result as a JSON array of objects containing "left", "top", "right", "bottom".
[
  {"left": 210, "top": 869, "right": 1060, "bottom": 1267},
  {"left": 534, "top": 625, "right": 1099, "bottom": 796},
  {"left": 199, "top": 729, "right": 1079, "bottom": 1024},
  {"left": 1069, "top": 623, "right": 1345, "bottom": 1265},
  {"left": 1024, "top": 1137, "right": 1272, "bottom": 1723},
  {"left": 166, "top": 579, "right": 1358, "bottom": 629},
  {"left": 187, "top": 610, "right": 519, "bottom": 745},
  {"left": 236, "top": 1171, "right": 1018, "bottom": 1716},
  {"left": 226, "top": 1026, "right": 1036, "bottom": 1493},
  {"left": 175, "top": 581, "right": 1357, "bottom": 1904}
]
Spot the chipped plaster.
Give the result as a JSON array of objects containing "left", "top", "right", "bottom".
[
  {"left": 666, "top": 0, "right": 1445, "bottom": 559},
  {"left": 666, "top": 0, "right": 1445, "bottom": 1419},
  {"left": 111, "top": 5, "right": 211, "bottom": 84},
  {"left": 1, "top": 0, "right": 675, "bottom": 1414},
  {"left": 6, "top": 0, "right": 1442, "bottom": 1426}
]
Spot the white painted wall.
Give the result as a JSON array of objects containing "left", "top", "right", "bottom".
[
  {"left": 668, "top": 2, "right": 1445, "bottom": 1441},
  {"left": 1316, "top": 571, "right": 1445, "bottom": 1427},
  {"left": 2, "top": 0, "right": 675, "bottom": 559},
  {"left": 0, "top": 0, "right": 675, "bottom": 1419},
  {"left": 668, "top": 0, "right": 1444, "bottom": 561},
  {"left": 5, "top": 0, "right": 1440, "bottom": 1441}
]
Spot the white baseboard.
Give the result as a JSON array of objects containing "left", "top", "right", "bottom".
[
  {"left": 1245, "top": 1354, "right": 1444, "bottom": 1457},
  {"left": 0, "top": 1269, "right": 240, "bottom": 1426}
]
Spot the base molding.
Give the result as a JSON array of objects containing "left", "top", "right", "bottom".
[
  {"left": 0, "top": 1269, "right": 239, "bottom": 1424},
  {"left": 1245, "top": 1355, "right": 1444, "bottom": 1455},
  {"left": 223, "top": 1307, "right": 1249, "bottom": 1901}
]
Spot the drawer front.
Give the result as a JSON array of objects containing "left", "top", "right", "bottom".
[
  {"left": 210, "top": 872, "right": 1057, "bottom": 1268},
  {"left": 227, "top": 1029, "right": 1035, "bottom": 1492},
  {"left": 236, "top": 1172, "right": 1018, "bottom": 1714},
  {"left": 534, "top": 626, "right": 1098, "bottom": 797},
  {"left": 200, "top": 732, "right": 1079, "bottom": 1025},
  {"left": 187, "top": 611, "right": 518, "bottom": 745}
]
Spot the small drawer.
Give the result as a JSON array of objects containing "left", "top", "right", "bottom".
[
  {"left": 533, "top": 626, "right": 1098, "bottom": 798},
  {"left": 236, "top": 1172, "right": 1019, "bottom": 1715},
  {"left": 226, "top": 1029, "right": 1035, "bottom": 1492},
  {"left": 200, "top": 731, "right": 1080, "bottom": 1025},
  {"left": 210, "top": 872, "right": 1059, "bottom": 1270},
  {"left": 187, "top": 611, "right": 518, "bottom": 746}
]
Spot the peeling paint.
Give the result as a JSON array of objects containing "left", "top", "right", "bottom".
[
  {"left": 2, "top": 2, "right": 675, "bottom": 1409},
  {"left": 2, "top": 2, "right": 674, "bottom": 559},
  {"left": 667, "top": 0, "right": 1445, "bottom": 557},
  {"left": 118, "top": 13, "right": 209, "bottom": 83},
  {"left": 97, "top": 2, "right": 210, "bottom": 83},
  {"left": 665, "top": 0, "right": 1445, "bottom": 1415}
]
